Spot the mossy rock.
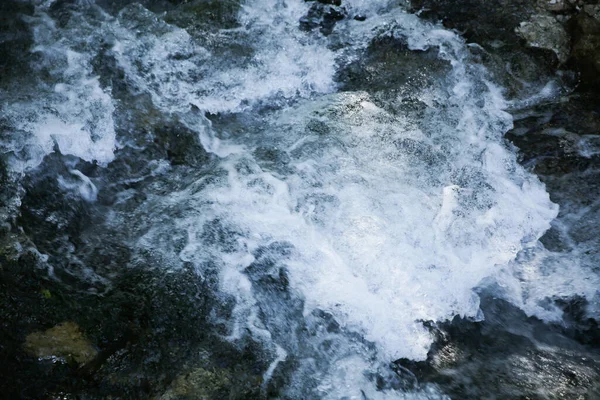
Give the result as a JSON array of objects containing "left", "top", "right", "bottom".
[
  {"left": 159, "top": 368, "right": 231, "bottom": 400},
  {"left": 23, "top": 322, "right": 98, "bottom": 365},
  {"left": 158, "top": 365, "right": 263, "bottom": 400}
]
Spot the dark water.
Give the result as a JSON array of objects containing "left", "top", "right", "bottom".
[{"left": 1, "top": 0, "right": 599, "bottom": 398}]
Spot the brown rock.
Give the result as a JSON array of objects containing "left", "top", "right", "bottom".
[
  {"left": 23, "top": 322, "right": 98, "bottom": 364},
  {"left": 158, "top": 368, "right": 231, "bottom": 400}
]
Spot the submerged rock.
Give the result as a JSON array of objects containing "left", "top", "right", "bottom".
[
  {"left": 163, "top": 0, "right": 241, "bottom": 30},
  {"left": 336, "top": 34, "right": 450, "bottom": 104},
  {"left": 23, "top": 322, "right": 98, "bottom": 365},
  {"left": 299, "top": 1, "right": 347, "bottom": 36}
]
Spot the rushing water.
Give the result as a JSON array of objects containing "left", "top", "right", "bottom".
[{"left": 2, "top": 0, "right": 599, "bottom": 398}]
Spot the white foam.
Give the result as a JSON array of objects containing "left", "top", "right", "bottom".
[
  {"left": 317, "top": 356, "right": 448, "bottom": 399},
  {"left": 496, "top": 243, "right": 600, "bottom": 322},
  {"left": 191, "top": 88, "right": 555, "bottom": 362},
  {"left": 11, "top": 0, "right": 596, "bottom": 396},
  {"left": 125, "top": 8, "right": 563, "bottom": 395},
  {"left": 5, "top": 8, "right": 116, "bottom": 171},
  {"left": 111, "top": 0, "right": 336, "bottom": 115},
  {"left": 57, "top": 169, "right": 98, "bottom": 202}
]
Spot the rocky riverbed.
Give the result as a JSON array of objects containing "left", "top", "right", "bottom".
[{"left": 1, "top": 0, "right": 600, "bottom": 398}]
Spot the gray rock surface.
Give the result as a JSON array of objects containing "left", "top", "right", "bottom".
[
  {"left": 516, "top": 14, "right": 571, "bottom": 63},
  {"left": 410, "top": 0, "right": 600, "bottom": 92}
]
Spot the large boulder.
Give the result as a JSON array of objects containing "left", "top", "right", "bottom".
[
  {"left": 516, "top": 14, "right": 571, "bottom": 63},
  {"left": 409, "top": 0, "right": 538, "bottom": 44},
  {"left": 397, "top": 295, "right": 600, "bottom": 399},
  {"left": 409, "top": 0, "right": 572, "bottom": 100}
]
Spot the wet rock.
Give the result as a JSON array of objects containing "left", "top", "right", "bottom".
[
  {"left": 155, "top": 122, "right": 212, "bottom": 168},
  {"left": 72, "top": 263, "right": 266, "bottom": 399},
  {"left": 0, "top": 2, "right": 33, "bottom": 225},
  {"left": 307, "top": 0, "right": 342, "bottom": 6},
  {"left": 506, "top": 93, "right": 600, "bottom": 199},
  {"left": 337, "top": 34, "right": 450, "bottom": 98},
  {"left": 567, "top": 13, "right": 600, "bottom": 89},
  {"left": 409, "top": 0, "right": 538, "bottom": 44},
  {"left": 0, "top": 0, "right": 34, "bottom": 86},
  {"left": 398, "top": 295, "right": 600, "bottom": 399},
  {"left": 538, "top": 0, "right": 576, "bottom": 13},
  {"left": 158, "top": 363, "right": 264, "bottom": 400},
  {"left": 163, "top": 0, "right": 241, "bottom": 30},
  {"left": 299, "top": 2, "right": 347, "bottom": 36},
  {"left": 17, "top": 155, "right": 107, "bottom": 289},
  {"left": 516, "top": 14, "right": 570, "bottom": 63},
  {"left": 96, "top": 0, "right": 194, "bottom": 15},
  {"left": 23, "top": 322, "right": 98, "bottom": 365},
  {"left": 0, "top": 248, "right": 76, "bottom": 398},
  {"left": 253, "top": 146, "right": 291, "bottom": 174},
  {"left": 95, "top": 0, "right": 242, "bottom": 30},
  {"left": 507, "top": 92, "right": 600, "bottom": 256},
  {"left": 556, "top": 296, "right": 600, "bottom": 347},
  {"left": 158, "top": 368, "right": 231, "bottom": 400},
  {"left": 0, "top": 156, "right": 21, "bottom": 227},
  {"left": 0, "top": 258, "right": 265, "bottom": 398},
  {"left": 582, "top": 3, "right": 600, "bottom": 20},
  {"left": 47, "top": 0, "right": 82, "bottom": 28},
  {"left": 408, "top": 0, "right": 571, "bottom": 100}
]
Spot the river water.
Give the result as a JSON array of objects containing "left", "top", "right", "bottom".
[{"left": 2, "top": 0, "right": 599, "bottom": 398}]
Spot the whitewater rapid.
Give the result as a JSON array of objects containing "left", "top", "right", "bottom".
[{"left": 4, "top": 0, "right": 598, "bottom": 397}]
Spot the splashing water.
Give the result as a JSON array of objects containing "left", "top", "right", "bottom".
[{"left": 5, "top": 0, "right": 596, "bottom": 398}]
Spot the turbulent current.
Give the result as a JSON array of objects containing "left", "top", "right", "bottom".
[{"left": 2, "top": 0, "right": 599, "bottom": 398}]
